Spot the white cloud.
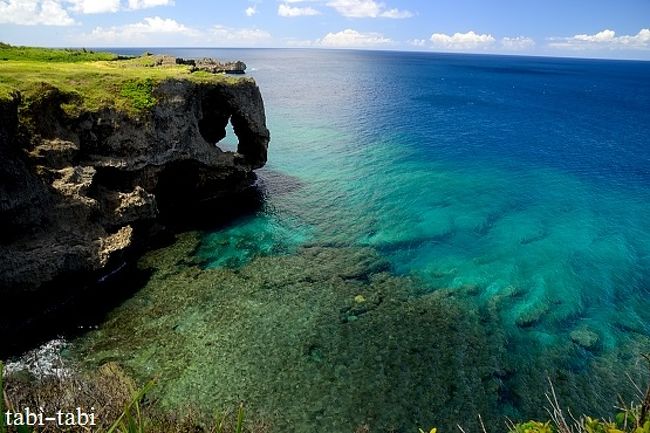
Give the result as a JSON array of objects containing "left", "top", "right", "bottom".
[
  {"left": 409, "top": 38, "right": 427, "bottom": 47},
  {"left": 318, "top": 28, "right": 392, "bottom": 48},
  {"left": 574, "top": 29, "right": 616, "bottom": 43},
  {"left": 211, "top": 25, "right": 272, "bottom": 46},
  {"left": 3, "top": 0, "right": 174, "bottom": 21},
  {"left": 501, "top": 36, "right": 535, "bottom": 51},
  {"left": 278, "top": 3, "right": 320, "bottom": 16},
  {"left": 414, "top": 32, "right": 535, "bottom": 52},
  {"left": 127, "top": 0, "right": 174, "bottom": 10},
  {"left": 86, "top": 16, "right": 199, "bottom": 45},
  {"left": 67, "top": 0, "right": 119, "bottom": 14},
  {"left": 326, "top": 0, "right": 412, "bottom": 18},
  {"left": 379, "top": 8, "right": 412, "bottom": 19},
  {"left": 548, "top": 28, "right": 650, "bottom": 51},
  {"left": 83, "top": 18, "right": 271, "bottom": 47},
  {"left": 245, "top": 5, "right": 256, "bottom": 16},
  {"left": 430, "top": 30, "right": 496, "bottom": 50},
  {"left": 0, "top": 0, "right": 75, "bottom": 25}
]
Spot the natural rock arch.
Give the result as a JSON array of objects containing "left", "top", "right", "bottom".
[{"left": 198, "top": 82, "right": 270, "bottom": 169}]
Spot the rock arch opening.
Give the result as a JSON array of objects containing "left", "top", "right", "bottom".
[
  {"left": 198, "top": 86, "right": 270, "bottom": 169},
  {"left": 218, "top": 117, "right": 239, "bottom": 152}
]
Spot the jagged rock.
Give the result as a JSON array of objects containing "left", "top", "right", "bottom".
[
  {"left": 148, "top": 55, "right": 246, "bottom": 74},
  {"left": 192, "top": 58, "right": 247, "bottom": 74},
  {"left": 0, "top": 94, "right": 53, "bottom": 242},
  {"left": 156, "top": 55, "right": 179, "bottom": 67},
  {"left": 109, "top": 186, "right": 158, "bottom": 226},
  {"left": 98, "top": 226, "right": 134, "bottom": 266},
  {"left": 52, "top": 166, "right": 96, "bottom": 201},
  {"left": 28, "top": 138, "right": 79, "bottom": 168}
]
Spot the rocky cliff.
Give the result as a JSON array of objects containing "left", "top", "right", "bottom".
[{"left": 0, "top": 59, "right": 269, "bottom": 346}]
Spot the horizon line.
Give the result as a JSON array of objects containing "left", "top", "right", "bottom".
[{"left": 30, "top": 44, "right": 650, "bottom": 63}]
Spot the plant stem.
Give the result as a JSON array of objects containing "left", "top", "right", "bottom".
[{"left": 0, "top": 361, "right": 6, "bottom": 433}]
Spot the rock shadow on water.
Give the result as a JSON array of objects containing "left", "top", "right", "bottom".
[
  {"left": 255, "top": 167, "right": 306, "bottom": 199},
  {"left": 193, "top": 168, "right": 313, "bottom": 270}
]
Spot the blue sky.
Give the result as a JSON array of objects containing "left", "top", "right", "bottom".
[{"left": 1, "top": 0, "right": 649, "bottom": 59}]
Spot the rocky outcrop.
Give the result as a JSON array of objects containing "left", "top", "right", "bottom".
[
  {"left": 153, "top": 55, "right": 247, "bottom": 74},
  {"left": 192, "top": 58, "right": 247, "bottom": 74},
  {"left": 0, "top": 76, "right": 270, "bottom": 297}
]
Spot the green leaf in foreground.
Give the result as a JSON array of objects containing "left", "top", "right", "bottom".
[{"left": 106, "top": 379, "right": 156, "bottom": 433}]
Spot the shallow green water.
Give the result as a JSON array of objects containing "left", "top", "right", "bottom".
[{"left": 75, "top": 234, "right": 648, "bottom": 432}]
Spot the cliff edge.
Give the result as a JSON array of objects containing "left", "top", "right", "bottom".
[{"left": 0, "top": 48, "right": 270, "bottom": 339}]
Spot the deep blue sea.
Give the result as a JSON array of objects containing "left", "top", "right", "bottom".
[{"left": 103, "top": 48, "right": 650, "bottom": 431}]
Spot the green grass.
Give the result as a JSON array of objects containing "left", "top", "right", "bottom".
[
  {"left": 104, "top": 380, "right": 250, "bottom": 433},
  {"left": 120, "top": 78, "right": 157, "bottom": 112},
  {"left": 0, "top": 82, "right": 15, "bottom": 103},
  {"left": 106, "top": 380, "right": 156, "bottom": 433},
  {"left": 0, "top": 43, "right": 242, "bottom": 115},
  {"left": 0, "top": 43, "right": 117, "bottom": 62}
]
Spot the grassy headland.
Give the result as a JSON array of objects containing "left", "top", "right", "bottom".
[{"left": 0, "top": 43, "right": 239, "bottom": 115}]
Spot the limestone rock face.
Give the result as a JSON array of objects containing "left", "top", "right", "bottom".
[
  {"left": 193, "top": 58, "right": 247, "bottom": 74},
  {"left": 0, "top": 77, "right": 270, "bottom": 295}
]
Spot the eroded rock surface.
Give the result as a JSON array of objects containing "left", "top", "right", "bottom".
[
  {"left": 152, "top": 55, "right": 247, "bottom": 74},
  {"left": 0, "top": 76, "right": 270, "bottom": 297}
]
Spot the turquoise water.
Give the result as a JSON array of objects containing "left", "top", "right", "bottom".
[
  {"left": 197, "top": 50, "right": 650, "bottom": 345},
  {"left": 103, "top": 49, "right": 650, "bottom": 430}
]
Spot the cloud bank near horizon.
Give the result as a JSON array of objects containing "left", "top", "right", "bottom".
[{"left": 0, "top": 0, "right": 649, "bottom": 59}]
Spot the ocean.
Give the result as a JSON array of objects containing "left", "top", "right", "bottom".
[{"left": 77, "top": 48, "right": 650, "bottom": 432}]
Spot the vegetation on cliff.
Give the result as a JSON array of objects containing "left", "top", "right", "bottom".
[
  {"left": 0, "top": 42, "right": 118, "bottom": 62},
  {"left": 0, "top": 43, "right": 240, "bottom": 115}
]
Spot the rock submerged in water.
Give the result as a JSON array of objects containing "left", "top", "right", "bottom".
[
  {"left": 570, "top": 327, "right": 600, "bottom": 349},
  {"left": 0, "top": 57, "right": 269, "bottom": 345}
]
